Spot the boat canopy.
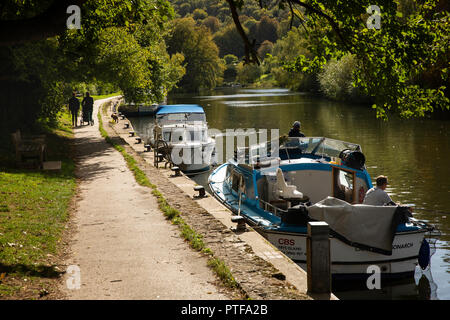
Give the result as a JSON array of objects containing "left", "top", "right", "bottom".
[
  {"left": 156, "top": 104, "right": 205, "bottom": 115},
  {"left": 156, "top": 104, "right": 206, "bottom": 124},
  {"left": 235, "top": 137, "right": 362, "bottom": 165}
]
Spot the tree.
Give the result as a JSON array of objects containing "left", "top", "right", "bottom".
[
  {"left": 257, "top": 40, "right": 274, "bottom": 60},
  {"left": 318, "top": 54, "right": 367, "bottom": 102},
  {"left": 223, "top": 54, "right": 239, "bottom": 82},
  {"left": 0, "top": 0, "right": 185, "bottom": 133},
  {"left": 225, "top": 0, "right": 450, "bottom": 118},
  {"left": 192, "top": 8, "right": 208, "bottom": 21},
  {"left": 213, "top": 23, "right": 248, "bottom": 58},
  {"left": 202, "top": 16, "right": 221, "bottom": 34},
  {"left": 256, "top": 16, "right": 279, "bottom": 44},
  {"left": 166, "top": 18, "right": 225, "bottom": 91}
]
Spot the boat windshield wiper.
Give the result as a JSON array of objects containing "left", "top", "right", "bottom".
[{"left": 310, "top": 137, "right": 326, "bottom": 155}]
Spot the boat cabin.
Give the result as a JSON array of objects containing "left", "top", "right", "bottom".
[
  {"left": 160, "top": 123, "right": 210, "bottom": 144},
  {"left": 225, "top": 137, "right": 373, "bottom": 215},
  {"left": 155, "top": 104, "right": 207, "bottom": 125}
]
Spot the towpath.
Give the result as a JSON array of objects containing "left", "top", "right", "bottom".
[{"left": 60, "top": 98, "right": 229, "bottom": 299}]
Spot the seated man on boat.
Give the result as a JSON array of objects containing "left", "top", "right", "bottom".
[
  {"left": 288, "top": 121, "right": 305, "bottom": 137},
  {"left": 363, "top": 175, "right": 396, "bottom": 206}
]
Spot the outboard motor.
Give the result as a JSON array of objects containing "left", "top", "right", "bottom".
[
  {"left": 339, "top": 149, "right": 366, "bottom": 170},
  {"left": 281, "top": 204, "right": 310, "bottom": 226}
]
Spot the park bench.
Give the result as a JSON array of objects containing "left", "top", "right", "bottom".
[{"left": 10, "top": 130, "right": 46, "bottom": 168}]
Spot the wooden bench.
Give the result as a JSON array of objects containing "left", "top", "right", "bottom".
[{"left": 10, "top": 130, "right": 46, "bottom": 168}]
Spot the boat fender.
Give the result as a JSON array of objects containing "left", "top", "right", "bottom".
[{"left": 418, "top": 239, "right": 430, "bottom": 270}]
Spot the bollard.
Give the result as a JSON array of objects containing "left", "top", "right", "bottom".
[
  {"left": 156, "top": 153, "right": 164, "bottom": 162},
  {"left": 231, "top": 215, "right": 246, "bottom": 231},
  {"left": 144, "top": 144, "right": 151, "bottom": 152},
  {"left": 135, "top": 137, "right": 142, "bottom": 144},
  {"left": 120, "top": 114, "right": 126, "bottom": 120},
  {"left": 129, "top": 131, "right": 135, "bottom": 137},
  {"left": 194, "top": 186, "right": 206, "bottom": 198},
  {"left": 171, "top": 166, "right": 181, "bottom": 177},
  {"left": 124, "top": 123, "right": 130, "bottom": 129},
  {"left": 307, "top": 221, "right": 331, "bottom": 295}
]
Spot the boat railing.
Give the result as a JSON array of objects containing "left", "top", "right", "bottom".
[{"left": 258, "top": 198, "right": 287, "bottom": 217}]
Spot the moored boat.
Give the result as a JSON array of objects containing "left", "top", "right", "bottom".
[
  {"left": 151, "top": 104, "right": 216, "bottom": 173},
  {"left": 208, "top": 136, "right": 436, "bottom": 279}
]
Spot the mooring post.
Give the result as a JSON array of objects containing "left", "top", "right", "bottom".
[{"left": 307, "top": 221, "right": 331, "bottom": 295}]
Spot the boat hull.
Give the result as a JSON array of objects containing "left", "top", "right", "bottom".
[
  {"left": 170, "top": 142, "right": 216, "bottom": 173},
  {"left": 264, "top": 229, "right": 426, "bottom": 279},
  {"left": 208, "top": 163, "right": 427, "bottom": 279}
]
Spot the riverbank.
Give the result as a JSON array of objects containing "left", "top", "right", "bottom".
[
  {"left": 58, "top": 98, "right": 236, "bottom": 299},
  {"left": 0, "top": 111, "right": 76, "bottom": 299},
  {"left": 101, "top": 100, "right": 324, "bottom": 300}
]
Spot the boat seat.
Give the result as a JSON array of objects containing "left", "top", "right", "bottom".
[{"left": 274, "top": 168, "right": 303, "bottom": 200}]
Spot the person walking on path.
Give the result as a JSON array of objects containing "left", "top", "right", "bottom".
[
  {"left": 82, "top": 92, "right": 94, "bottom": 126},
  {"left": 68, "top": 92, "right": 80, "bottom": 127},
  {"left": 61, "top": 97, "right": 229, "bottom": 299}
]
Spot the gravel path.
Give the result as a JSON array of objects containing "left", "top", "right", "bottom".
[{"left": 60, "top": 98, "right": 230, "bottom": 300}]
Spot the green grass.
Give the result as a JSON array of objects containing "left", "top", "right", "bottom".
[
  {"left": 97, "top": 102, "right": 239, "bottom": 289},
  {"left": 0, "top": 110, "right": 76, "bottom": 298},
  {"left": 207, "top": 258, "right": 238, "bottom": 288},
  {"left": 91, "top": 92, "right": 122, "bottom": 101}
]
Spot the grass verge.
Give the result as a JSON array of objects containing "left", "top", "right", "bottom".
[
  {"left": 97, "top": 102, "right": 239, "bottom": 290},
  {"left": 0, "top": 111, "right": 76, "bottom": 299},
  {"left": 91, "top": 92, "right": 122, "bottom": 101}
]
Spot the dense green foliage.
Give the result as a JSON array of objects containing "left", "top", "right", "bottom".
[
  {"left": 242, "top": 0, "right": 449, "bottom": 118},
  {"left": 0, "top": 0, "right": 185, "bottom": 133},
  {"left": 166, "top": 18, "right": 225, "bottom": 91}
]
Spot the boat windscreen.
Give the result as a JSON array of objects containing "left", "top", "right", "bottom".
[
  {"left": 242, "top": 137, "right": 361, "bottom": 162},
  {"left": 156, "top": 113, "right": 206, "bottom": 124}
]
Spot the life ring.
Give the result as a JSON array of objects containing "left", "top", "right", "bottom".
[{"left": 359, "top": 187, "right": 365, "bottom": 203}]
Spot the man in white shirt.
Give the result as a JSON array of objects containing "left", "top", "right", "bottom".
[{"left": 363, "top": 175, "right": 396, "bottom": 206}]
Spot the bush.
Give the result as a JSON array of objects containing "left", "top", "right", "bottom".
[
  {"left": 318, "top": 54, "right": 366, "bottom": 101},
  {"left": 236, "top": 62, "right": 262, "bottom": 85}
]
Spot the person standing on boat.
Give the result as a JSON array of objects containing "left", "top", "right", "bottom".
[
  {"left": 363, "top": 175, "right": 396, "bottom": 206},
  {"left": 288, "top": 121, "right": 305, "bottom": 137}
]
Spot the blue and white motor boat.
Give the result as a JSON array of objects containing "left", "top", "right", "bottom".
[
  {"left": 208, "top": 136, "right": 436, "bottom": 279},
  {"left": 152, "top": 104, "right": 216, "bottom": 173}
]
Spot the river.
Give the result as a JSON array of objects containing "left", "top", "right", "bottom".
[{"left": 129, "top": 87, "right": 449, "bottom": 300}]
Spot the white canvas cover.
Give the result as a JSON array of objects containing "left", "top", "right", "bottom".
[{"left": 308, "top": 197, "right": 398, "bottom": 254}]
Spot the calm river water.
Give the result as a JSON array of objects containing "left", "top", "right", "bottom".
[{"left": 129, "top": 88, "right": 449, "bottom": 300}]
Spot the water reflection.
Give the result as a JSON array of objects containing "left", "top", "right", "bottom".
[
  {"left": 332, "top": 266, "right": 438, "bottom": 300},
  {"left": 129, "top": 87, "right": 450, "bottom": 299},
  {"left": 415, "top": 266, "right": 439, "bottom": 300}
]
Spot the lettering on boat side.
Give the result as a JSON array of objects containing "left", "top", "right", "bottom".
[
  {"left": 392, "top": 242, "right": 413, "bottom": 249},
  {"left": 366, "top": 265, "right": 381, "bottom": 290},
  {"left": 278, "top": 238, "right": 295, "bottom": 246},
  {"left": 180, "top": 304, "right": 268, "bottom": 317}
]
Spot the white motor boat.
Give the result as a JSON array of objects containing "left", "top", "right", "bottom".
[{"left": 152, "top": 104, "right": 215, "bottom": 173}]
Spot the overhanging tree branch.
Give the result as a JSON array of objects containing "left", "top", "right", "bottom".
[
  {"left": 288, "top": 0, "right": 353, "bottom": 53},
  {"left": 0, "top": 0, "right": 88, "bottom": 46},
  {"left": 225, "top": 0, "right": 260, "bottom": 65}
]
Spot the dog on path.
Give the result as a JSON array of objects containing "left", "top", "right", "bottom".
[{"left": 111, "top": 113, "right": 119, "bottom": 123}]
